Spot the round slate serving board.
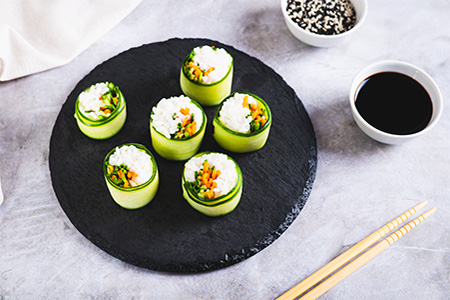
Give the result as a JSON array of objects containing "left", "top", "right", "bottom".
[{"left": 49, "top": 38, "right": 317, "bottom": 273}]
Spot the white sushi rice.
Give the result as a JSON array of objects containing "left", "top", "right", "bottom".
[
  {"left": 191, "top": 46, "right": 232, "bottom": 84},
  {"left": 219, "top": 93, "right": 258, "bottom": 133},
  {"left": 78, "top": 82, "right": 110, "bottom": 119},
  {"left": 151, "top": 95, "right": 203, "bottom": 139},
  {"left": 184, "top": 153, "right": 237, "bottom": 197},
  {"left": 109, "top": 145, "right": 152, "bottom": 186}
]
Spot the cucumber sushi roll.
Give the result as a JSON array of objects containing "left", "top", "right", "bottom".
[
  {"left": 104, "top": 143, "right": 159, "bottom": 209},
  {"left": 213, "top": 92, "right": 272, "bottom": 153},
  {"left": 182, "top": 152, "right": 243, "bottom": 217},
  {"left": 75, "top": 82, "right": 126, "bottom": 139},
  {"left": 150, "top": 95, "right": 207, "bottom": 161},
  {"left": 180, "top": 45, "right": 233, "bottom": 106}
]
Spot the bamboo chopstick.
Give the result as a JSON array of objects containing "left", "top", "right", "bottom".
[
  {"left": 298, "top": 207, "right": 436, "bottom": 300},
  {"left": 277, "top": 200, "right": 428, "bottom": 300}
]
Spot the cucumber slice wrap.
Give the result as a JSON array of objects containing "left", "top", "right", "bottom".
[
  {"left": 150, "top": 99, "right": 207, "bottom": 161},
  {"left": 74, "top": 82, "right": 126, "bottom": 139},
  {"left": 213, "top": 92, "right": 272, "bottom": 153},
  {"left": 180, "top": 49, "right": 233, "bottom": 106},
  {"left": 104, "top": 143, "right": 159, "bottom": 209},
  {"left": 181, "top": 152, "right": 243, "bottom": 217}
]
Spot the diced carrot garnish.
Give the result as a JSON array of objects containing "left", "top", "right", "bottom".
[
  {"left": 113, "top": 97, "right": 118, "bottom": 104},
  {"left": 182, "top": 115, "right": 191, "bottom": 127},
  {"left": 203, "top": 161, "right": 209, "bottom": 173},
  {"left": 243, "top": 95, "right": 248, "bottom": 108},
  {"left": 180, "top": 107, "right": 190, "bottom": 115},
  {"left": 250, "top": 104, "right": 261, "bottom": 115},
  {"left": 204, "top": 67, "right": 215, "bottom": 76},
  {"left": 188, "top": 121, "right": 198, "bottom": 135},
  {"left": 104, "top": 109, "right": 111, "bottom": 114},
  {"left": 205, "top": 190, "right": 214, "bottom": 199},
  {"left": 186, "top": 125, "right": 195, "bottom": 136},
  {"left": 212, "top": 169, "right": 221, "bottom": 180},
  {"left": 202, "top": 171, "right": 210, "bottom": 183}
]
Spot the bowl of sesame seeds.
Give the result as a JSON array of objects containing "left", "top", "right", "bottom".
[{"left": 281, "top": 0, "right": 368, "bottom": 47}]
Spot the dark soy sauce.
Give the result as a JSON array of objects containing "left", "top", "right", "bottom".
[{"left": 355, "top": 72, "right": 433, "bottom": 135}]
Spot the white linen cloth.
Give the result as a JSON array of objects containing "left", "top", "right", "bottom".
[{"left": 0, "top": 0, "right": 142, "bottom": 81}]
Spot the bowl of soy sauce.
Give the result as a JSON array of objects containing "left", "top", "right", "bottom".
[{"left": 349, "top": 60, "right": 443, "bottom": 144}]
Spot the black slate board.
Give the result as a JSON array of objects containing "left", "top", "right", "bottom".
[{"left": 49, "top": 38, "right": 317, "bottom": 273}]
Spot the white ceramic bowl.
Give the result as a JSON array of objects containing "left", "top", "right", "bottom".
[
  {"left": 349, "top": 60, "right": 443, "bottom": 144},
  {"left": 281, "top": 0, "right": 368, "bottom": 47}
]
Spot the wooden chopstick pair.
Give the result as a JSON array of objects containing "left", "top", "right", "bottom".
[{"left": 277, "top": 200, "right": 436, "bottom": 300}]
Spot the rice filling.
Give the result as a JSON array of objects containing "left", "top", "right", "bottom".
[
  {"left": 184, "top": 46, "right": 232, "bottom": 84},
  {"left": 219, "top": 93, "right": 267, "bottom": 133},
  {"left": 107, "top": 145, "right": 152, "bottom": 187},
  {"left": 151, "top": 96, "right": 203, "bottom": 139},
  {"left": 78, "top": 82, "right": 120, "bottom": 120}
]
